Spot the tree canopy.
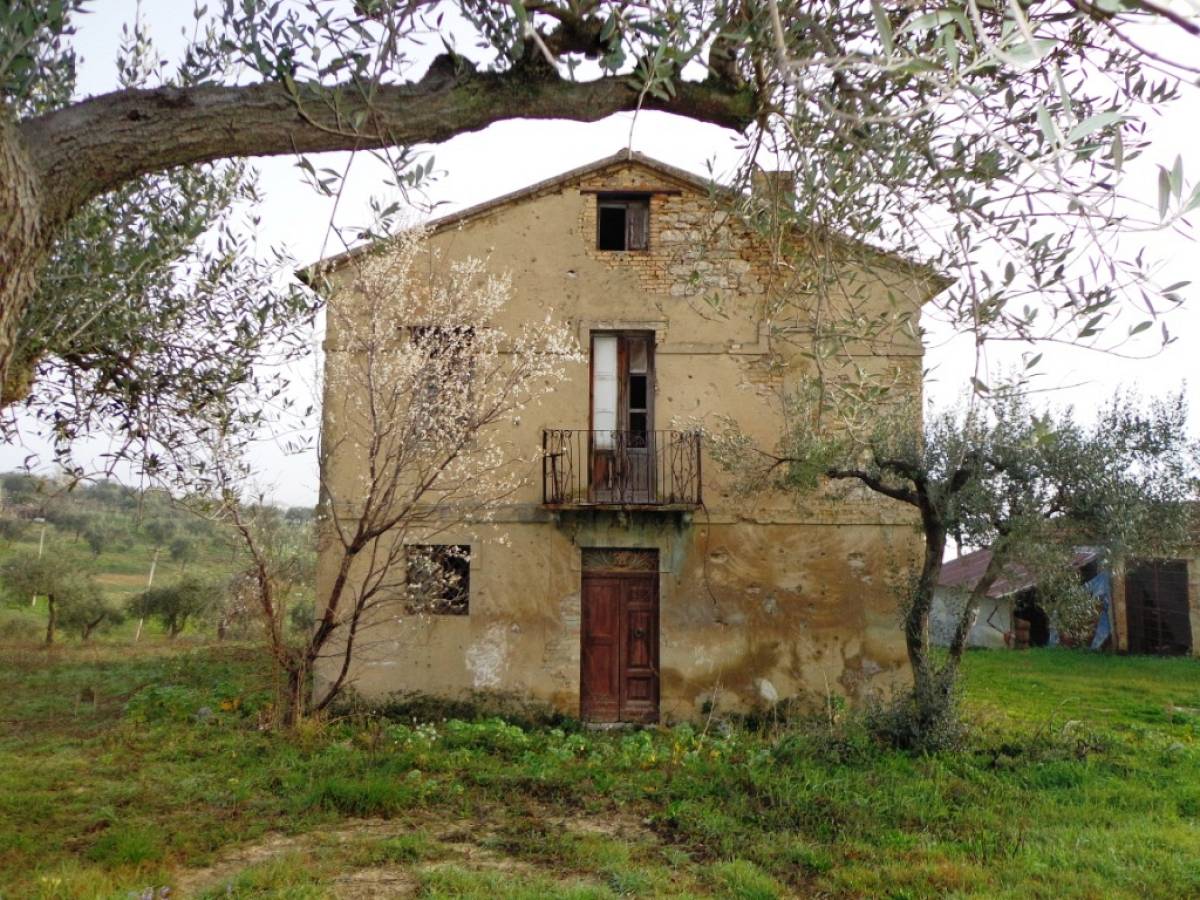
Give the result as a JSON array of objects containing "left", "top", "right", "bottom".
[
  {"left": 713, "top": 385, "right": 1200, "bottom": 745},
  {"left": 3, "top": 12, "right": 316, "bottom": 480},
  {"left": 2, "top": 1, "right": 1197, "bottom": 425},
  {"left": 1, "top": 552, "right": 114, "bottom": 643}
]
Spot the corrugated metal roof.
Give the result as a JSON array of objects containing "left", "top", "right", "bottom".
[{"left": 938, "top": 547, "right": 1099, "bottom": 598}]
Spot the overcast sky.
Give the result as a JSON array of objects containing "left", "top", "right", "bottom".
[{"left": 3, "top": 2, "right": 1198, "bottom": 507}]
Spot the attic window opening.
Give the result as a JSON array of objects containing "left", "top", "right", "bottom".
[{"left": 597, "top": 195, "right": 649, "bottom": 251}]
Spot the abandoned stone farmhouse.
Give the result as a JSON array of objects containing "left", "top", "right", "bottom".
[{"left": 312, "top": 152, "right": 946, "bottom": 723}]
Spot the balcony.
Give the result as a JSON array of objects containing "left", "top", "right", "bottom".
[{"left": 542, "top": 429, "right": 702, "bottom": 508}]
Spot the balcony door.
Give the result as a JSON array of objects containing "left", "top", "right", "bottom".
[{"left": 590, "top": 331, "right": 654, "bottom": 503}]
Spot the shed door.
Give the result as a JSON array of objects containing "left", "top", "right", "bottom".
[
  {"left": 581, "top": 571, "right": 660, "bottom": 723},
  {"left": 1127, "top": 560, "right": 1192, "bottom": 655}
]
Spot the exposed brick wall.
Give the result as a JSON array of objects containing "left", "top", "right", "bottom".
[{"left": 578, "top": 165, "right": 779, "bottom": 304}]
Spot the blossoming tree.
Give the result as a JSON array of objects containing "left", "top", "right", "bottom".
[{"left": 209, "top": 229, "right": 579, "bottom": 723}]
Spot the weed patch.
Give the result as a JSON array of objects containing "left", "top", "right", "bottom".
[
  {"left": 84, "top": 825, "right": 165, "bottom": 866},
  {"left": 1, "top": 645, "right": 1199, "bottom": 898}
]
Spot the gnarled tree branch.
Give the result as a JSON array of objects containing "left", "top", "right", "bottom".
[{"left": 18, "top": 57, "right": 756, "bottom": 231}]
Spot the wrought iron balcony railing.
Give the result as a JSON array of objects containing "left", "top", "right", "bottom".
[{"left": 542, "top": 429, "right": 702, "bottom": 508}]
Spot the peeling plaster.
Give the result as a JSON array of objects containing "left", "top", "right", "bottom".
[
  {"left": 466, "top": 624, "right": 509, "bottom": 689},
  {"left": 756, "top": 678, "right": 779, "bottom": 704}
]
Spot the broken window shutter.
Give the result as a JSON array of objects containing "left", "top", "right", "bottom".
[
  {"left": 592, "top": 334, "right": 618, "bottom": 449},
  {"left": 626, "top": 201, "right": 648, "bottom": 250}
]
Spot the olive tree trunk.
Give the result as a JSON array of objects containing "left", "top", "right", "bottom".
[
  {"left": 44, "top": 593, "right": 56, "bottom": 646},
  {"left": 0, "top": 117, "right": 47, "bottom": 404}
]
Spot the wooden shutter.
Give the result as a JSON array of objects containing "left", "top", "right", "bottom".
[
  {"left": 626, "top": 200, "right": 648, "bottom": 250},
  {"left": 592, "top": 334, "right": 618, "bottom": 449}
]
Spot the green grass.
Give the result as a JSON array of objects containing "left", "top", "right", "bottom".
[{"left": 1, "top": 642, "right": 1198, "bottom": 898}]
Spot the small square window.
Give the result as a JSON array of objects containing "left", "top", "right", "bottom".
[
  {"left": 405, "top": 544, "right": 470, "bottom": 615},
  {"left": 597, "top": 196, "right": 649, "bottom": 251}
]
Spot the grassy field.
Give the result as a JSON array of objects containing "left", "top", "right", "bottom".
[
  {"left": 0, "top": 642, "right": 1198, "bottom": 899},
  {"left": 1, "top": 525, "right": 239, "bottom": 601}
]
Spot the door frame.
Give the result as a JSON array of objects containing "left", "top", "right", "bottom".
[{"left": 580, "top": 561, "right": 660, "bottom": 724}]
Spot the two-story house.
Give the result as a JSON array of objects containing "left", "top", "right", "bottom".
[{"left": 311, "top": 151, "right": 945, "bottom": 723}]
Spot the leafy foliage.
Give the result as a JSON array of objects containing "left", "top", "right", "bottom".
[
  {"left": 0, "top": 552, "right": 116, "bottom": 641},
  {"left": 714, "top": 386, "right": 1199, "bottom": 746},
  {"left": 57, "top": 584, "right": 124, "bottom": 641},
  {"left": 3, "top": 10, "right": 317, "bottom": 482},
  {"left": 0, "top": 1, "right": 83, "bottom": 117},
  {"left": 131, "top": 576, "right": 217, "bottom": 639}
]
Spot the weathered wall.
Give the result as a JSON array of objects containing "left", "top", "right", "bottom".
[
  {"left": 930, "top": 589, "right": 1012, "bottom": 650},
  {"left": 317, "top": 514, "right": 917, "bottom": 720},
  {"left": 315, "top": 158, "right": 939, "bottom": 716}
]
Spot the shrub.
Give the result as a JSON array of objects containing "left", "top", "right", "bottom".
[
  {"left": 130, "top": 576, "right": 216, "bottom": 638},
  {"left": 863, "top": 684, "right": 967, "bottom": 753},
  {"left": 169, "top": 536, "right": 195, "bottom": 569},
  {"left": 83, "top": 527, "right": 106, "bottom": 557},
  {"left": 287, "top": 598, "right": 314, "bottom": 634},
  {"left": 0, "top": 518, "right": 27, "bottom": 542}
]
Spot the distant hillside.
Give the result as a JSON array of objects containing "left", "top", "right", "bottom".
[{"left": 0, "top": 472, "right": 313, "bottom": 642}]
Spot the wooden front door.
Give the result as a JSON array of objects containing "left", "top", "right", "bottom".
[{"left": 581, "top": 569, "right": 660, "bottom": 723}]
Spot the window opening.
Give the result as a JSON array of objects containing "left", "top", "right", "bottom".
[
  {"left": 588, "top": 331, "right": 656, "bottom": 501},
  {"left": 408, "top": 326, "right": 475, "bottom": 425},
  {"left": 591, "top": 334, "right": 619, "bottom": 450},
  {"left": 626, "top": 334, "right": 649, "bottom": 448},
  {"left": 597, "top": 196, "right": 649, "bottom": 251},
  {"left": 405, "top": 544, "right": 470, "bottom": 615}
]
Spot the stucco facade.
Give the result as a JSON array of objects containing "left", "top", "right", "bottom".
[
  {"left": 313, "top": 153, "right": 944, "bottom": 722},
  {"left": 931, "top": 589, "right": 1013, "bottom": 650}
]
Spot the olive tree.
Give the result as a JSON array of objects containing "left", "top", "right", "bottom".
[
  {"left": 169, "top": 537, "right": 196, "bottom": 573},
  {"left": 130, "top": 576, "right": 216, "bottom": 639},
  {"left": 2, "top": 554, "right": 114, "bottom": 643},
  {"left": 60, "top": 586, "right": 124, "bottom": 641},
  {"left": 712, "top": 387, "right": 1199, "bottom": 746},
  {"left": 3, "top": 11, "right": 316, "bottom": 481}
]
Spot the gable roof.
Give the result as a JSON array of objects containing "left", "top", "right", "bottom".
[
  {"left": 938, "top": 547, "right": 1099, "bottom": 598},
  {"left": 302, "top": 150, "right": 950, "bottom": 292},
  {"left": 423, "top": 150, "right": 710, "bottom": 233},
  {"left": 304, "top": 151, "right": 708, "bottom": 278}
]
